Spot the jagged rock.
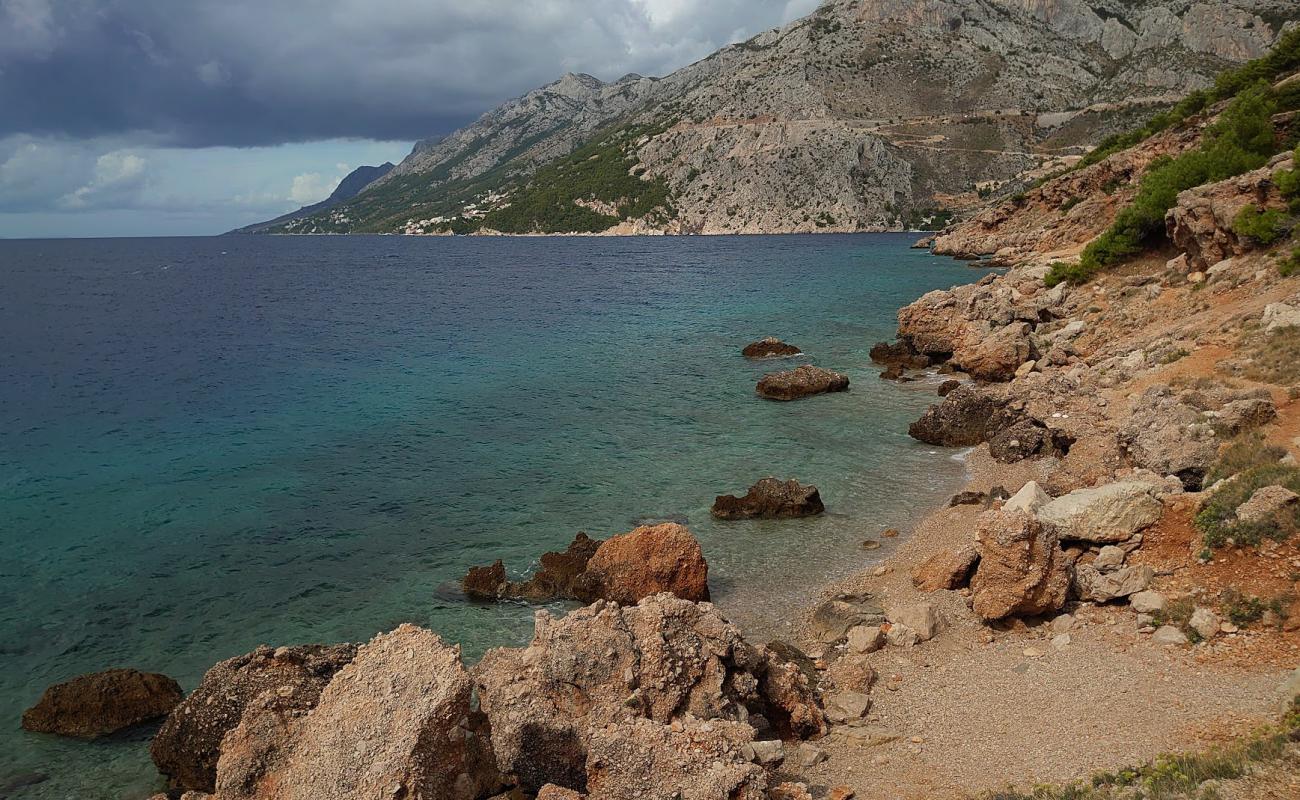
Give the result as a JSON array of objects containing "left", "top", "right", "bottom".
[
  {"left": 809, "top": 593, "right": 885, "bottom": 644},
  {"left": 953, "top": 322, "right": 1033, "bottom": 382},
  {"left": 1004, "top": 481, "right": 1051, "bottom": 515},
  {"left": 987, "top": 418, "right": 1074, "bottom": 463},
  {"left": 712, "top": 478, "right": 825, "bottom": 520},
  {"left": 886, "top": 603, "right": 942, "bottom": 641},
  {"left": 1166, "top": 156, "right": 1294, "bottom": 272},
  {"left": 575, "top": 524, "right": 709, "bottom": 604},
  {"left": 823, "top": 653, "right": 877, "bottom": 694},
  {"left": 1237, "top": 485, "right": 1300, "bottom": 523},
  {"left": 748, "top": 740, "right": 785, "bottom": 766},
  {"left": 1073, "top": 564, "right": 1154, "bottom": 603},
  {"left": 1130, "top": 590, "right": 1167, "bottom": 614},
  {"left": 756, "top": 365, "right": 849, "bottom": 401},
  {"left": 1036, "top": 482, "right": 1164, "bottom": 544},
  {"left": 908, "top": 386, "right": 1012, "bottom": 447},
  {"left": 869, "top": 341, "right": 930, "bottom": 370},
  {"left": 885, "top": 624, "right": 920, "bottom": 648},
  {"left": 937, "top": 379, "right": 962, "bottom": 397},
  {"left": 152, "top": 644, "right": 357, "bottom": 792},
  {"left": 21, "top": 669, "right": 182, "bottom": 739},
  {"left": 912, "top": 547, "right": 979, "bottom": 592},
  {"left": 463, "top": 560, "right": 508, "bottom": 599},
  {"left": 213, "top": 625, "right": 502, "bottom": 800},
  {"left": 517, "top": 532, "right": 605, "bottom": 601},
  {"left": 970, "top": 510, "right": 1070, "bottom": 621},
  {"left": 1119, "top": 387, "right": 1220, "bottom": 490},
  {"left": 474, "top": 595, "right": 820, "bottom": 792},
  {"left": 1263, "top": 302, "right": 1300, "bottom": 332},
  {"left": 744, "top": 338, "right": 802, "bottom": 359},
  {"left": 1212, "top": 398, "right": 1277, "bottom": 437}
]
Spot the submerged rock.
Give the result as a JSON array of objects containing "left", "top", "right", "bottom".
[
  {"left": 21, "top": 669, "right": 182, "bottom": 739},
  {"left": 756, "top": 365, "right": 849, "bottom": 401},
  {"left": 711, "top": 478, "right": 825, "bottom": 520},
  {"left": 743, "top": 337, "right": 801, "bottom": 358}
]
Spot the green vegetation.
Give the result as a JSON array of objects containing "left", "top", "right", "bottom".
[
  {"left": 1046, "top": 82, "right": 1281, "bottom": 287},
  {"left": 1195, "top": 463, "right": 1300, "bottom": 548},
  {"left": 1278, "top": 248, "right": 1300, "bottom": 277},
  {"left": 1233, "top": 205, "right": 1288, "bottom": 245},
  {"left": 985, "top": 699, "right": 1300, "bottom": 800},
  {"left": 1060, "top": 196, "right": 1082, "bottom": 213},
  {"left": 1242, "top": 326, "right": 1300, "bottom": 384},
  {"left": 1205, "top": 432, "right": 1286, "bottom": 486},
  {"left": 1221, "top": 588, "right": 1290, "bottom": 628}
]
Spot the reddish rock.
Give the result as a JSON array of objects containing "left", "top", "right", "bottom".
[
  {"left": 576, "top": 524, "right": 710, "bottom": 604},
  {"left": 1166, "top": 154, "right": 1294, "bottom": 272},
  {"left": 912, "top": 547, "right": 980, "bottom": 592},
  {"left": 909, "top": 386, "right": 1013, "bottom": 447},
  {"left": 743, "top": 337, "right": 802, "bottom": 358},
  {"left": 463, "top": 533, "right": 603, "bottom": 603},
  {"left": 969, "top": 510, "right": 1070, "bottom": 621},
  {"left": 756, "top": 365, "right": 850, "bottom": 401},
  {"left": 712, "top": 478, "right": 825, "bottom": 520},
  {"left": 21, "top": 669, "right": 182, "bottom": 739},
  {"left": 462, "top": 560, "right": 507, "bottom": 599}
]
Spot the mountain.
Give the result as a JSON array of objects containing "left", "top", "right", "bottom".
[
  {"left": 267, "top": 0, "right": 1296, "bottom": 236},
  {"left": 234, "top": 162, "right": 395, "bottom": 233}
]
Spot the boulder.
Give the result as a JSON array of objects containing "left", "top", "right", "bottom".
[
  {"left": 711, "top": 478, "right": 825, "bottom": 520},
  {"left": 953, "top": 322, "right": 1032, "bottom": 382},
  {"left": 474, "top": 595, "right": 820, "bottom": 792},
  {"left": 213, "top": 625, "right": 502, "bottom": 800},
  {"left": 809, "top": 593, "right": 885, "bottom": 644},
  {"left": 1130, "top": 590, "right": 1167, "bottom": 614},
  {"left": 512, "top": 532, "right": 604, "bottom": 602},
  {"left": 869, "top": 341, "right": 931, "bottom": 370},
  {"left": 987, "top": 418, "right": 1074, "bottom": 463},
  {"left": 1264, "top": 302, "right": 1300, "bottom": 332},
  {"left": 937, "top": 379, "right": 962, "bottom": 397},
  {"left": 585, "top": 716, "right": 767, "bottom": 800},
  {"left": 1166, "top": 159, "right": 1292, "bottom": 272},
  {"left": 885, "top": 624, "right": 920, "bottom": 648},
  {"left": 21, "top": 669, "right": 182, "bottom": 739},
  {"left": 151, "top": 644, "right": 357, "bottom": 792},
  {"left": 756, "top": 365, "right": 850, "bottom": 401},
  {"left": 912, "top": 547, "right": 979, "bottom": 592},
  {"left": 1119, "top": 388, "right": 1220, "bottom": 490},
  {"left": 744, "top": 338, "right": 802, "bottom": 359},
  {"left": 1073, "top": 564, "right": 1154, "bottom": 603},
  {"left": 1036, "top": 482, "right": 1164, "bottom": 544},
  {"left": 886, "top": 603, "right": 942, "bottom": 641},
  {"left": 1152, "top": 626, "right": 1189, "bottom": 646},
  {"left": 1003, "top": 481, "right": 1050, "bottom": 515},
  {"left": 1189, "top": 608, "right": 1221, "bottom": 641},
  {"left": 462, "top": 560, "right": 508, "bottom": 599},
  {"left": 575, "top": 524, "right": 709, "bottom": 604},
  {"left": 969, "top": 510, "right": 1070, "bottom": 621},
  {"left": 845, "top": 625, "right": 886, "bottom": 655},
  {"left": 908, "top": 386, "right": 1012, "bottom": 447},
  {"left": 1236, "top": 486, "right": 1300, "bottom": 524}
]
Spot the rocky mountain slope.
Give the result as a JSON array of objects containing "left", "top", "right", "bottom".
[
  {"left": 271, "top": 0, "right": 1293, "bottom": 236},
  {"left": 235, "top": 162, "right": 393, "bottom": 234}
]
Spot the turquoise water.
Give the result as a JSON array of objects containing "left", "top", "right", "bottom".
[{"left": 0, "top": 234, "right": 976, "bottom": 797}]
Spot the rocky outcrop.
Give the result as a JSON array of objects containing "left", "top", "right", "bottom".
[
  {"left": 711, "top": 478, "right": 825, "bottom": 520},
  {"left": 213, "top": 626, "right": 501, "bottom": 800},
  {"left": 1166, "top": 153, "right": 1295, "bottom": 272},
  {"left": 912, "top": 547, "right": 980, "bottom": 592},
  {"left": 1036, "top": 482, "right": 1165, "bottom": 544},
  {"left": 584, "top": 717, "right": 767, "bottom": 800},
  {"left": 743, "top": 338, "right": 801, "bottom": 359},
  {"left": 970, "top": 510, "right": 1071, "bottom": 621},
  {"left": 1237, "top": 486, "right": 1300, "bottom": 523},
  {"left": 909, "top": 386, "right": 1013, "bottom": 446},
  {"left": 756, "top": 365, "right": 849, "bottom": 401},
  {"left": 151, "top": 644, "right": 357, "bottom": 792},
  {"left": 21, "top": 669, "right": 182, "bottom": 739},
  {"left": 577, "top": 524, "right": 710, "bottom": 604},
  {"left": 1118, "top": 387, "right": 1221, "bottom": 490},
  {"left": 474, "top": 594, "right": 821, "bottom": 792},
  {"left": 464, "top": 533, "right": 603, "bottom": 602}
]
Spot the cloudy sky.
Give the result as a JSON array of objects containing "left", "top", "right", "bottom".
[{"left": 0, "top": 0, "right": 821, "bottom": 238}]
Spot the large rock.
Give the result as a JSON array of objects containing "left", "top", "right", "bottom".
[
  {"left": 743, "top": 337, "right": 801, "bottom": 359},
  {"left": 474, "top": 594, "right": 821, "bottom": 792},
  {"left": 575, "top": 524, "right": 709, "bottom": 604},
  {"left": 711, "top": 478, "right": 825, "bottom": 520},
  {"left": 1263, "top": 302, "right": 1300, "bottom": 332},
  {"left": 213, "top": 625, "right": 501, "bottom": 800},
  {"left": 1036, "top": 482, "right": 1164, "bottom": 544},
  {"left": 952, "top": 322, "right": 1033, "bottom": 382},
  {"left": 987, "top": 418, "right": 1074, "bottom": 463},
  {"left": 151, "top": 644, "right": 357, "bottom": 792},
  {"left": 908, "top": 386, "right": 1012, "bottom": 447},
  {"left": 1166, "top": 156, "right": 1293, "bottom": 272},
  {"left": 462, "top": 560, "right": 508, "bottom": 600},
  {"left": 970, "top": 510, "right": 1070, "bottom": 621},
  {"left": 584, "top": 716, "right": 766, "bottom": 800},
  {"left": 1237, "top": 486, "right": 1300, "bottom": 524},
  {"left": 755, "top": 365, "right": 849, "bottom": 401},
  {"left": 1118, "top": 386, "right": 1220, "bottom": 490},
  {"left": 809, "top": 592, "right": 886, "bottom": 644},
  {"left": 21, "top": 669, "right": 182, "bottom": 739},
  {"left": 912, "top": 547, "right": 979, "bottom": 592},
  {"left": 1073, "top": 564, "right": 1154, "bottom": 603},
  {"left": 869, "top": 341, "right": 930, "bottom": 370},
  {"left": 465, "top": 533, "right": 604, "bottom": 603}
]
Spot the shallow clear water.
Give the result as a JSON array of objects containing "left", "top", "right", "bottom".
[{"left": 0, "top": 233, "right": 977, "bottom": 797}]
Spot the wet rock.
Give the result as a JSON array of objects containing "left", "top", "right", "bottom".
[
  {"left": 712, "top": 478, "right": 825, "bottom": 520},
  {"left": 1236, "top": 486, "right": 1300, "bottom": 524},
  {"left": 744, "top": 338, "right": 802, "bottom": 359},
  {"left": 1037, "top": 482, "right": 1164, "bottom": 544},
  {"left": 912, "top": 547, "right": 979, "bottom": 592},
  {"left": 21, "top": 669, "right": 182, "bottom": 740},
  {"left": 756, "top": 365, "right": 850, "bottom": 401},
  {"left": 462, "top": 560, "right": 508, "bottom": 600},
  {"left": 151, "top": 644, "right": 357, "bottom": 792},
  {"left": 213, "top": 625, "right": 502, "bottom": 800},
  {"left": 937, "top": 379, "right": 962, "bottom": 397},
  {"left": 869, "top": 341, "right": 930, "bottom": 370},
  {"left": 970, "top": 510, "right": 1070, "bottom": 621},
  {"left": 512, "top": 532, "right": 603, "bottom": 602},
  {"left": 575, "top": 524, "right": 710, "bottom": 604},
  {"left": 909, "top": 386, "right": 1012, "bottom": 447},
  {"left": 809, "top": 593, "right": 886, "bottom": 644},
  {"left": 1073, "top": 564, "right": 1154, "bottom": 603},
  {"left": 949, "top": 491, "right": 987, "bottom": 506}
]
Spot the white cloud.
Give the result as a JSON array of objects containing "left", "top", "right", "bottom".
[
  {"left": 58, "top": 151, "right": 148, "bottom": 209},
  {"left": 288, "top": 171, "right": 341, "bottom": 204},
  {"left": 196, "top": 59, "right": 230, "bottom": 87}
]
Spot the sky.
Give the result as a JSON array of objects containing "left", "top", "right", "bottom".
[{"left": 0, "top": 0, "right": 821, "bottom": 238}]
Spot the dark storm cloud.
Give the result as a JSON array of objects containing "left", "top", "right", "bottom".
[{"left": 0, "top": 0, "right": 821, "bottom": 148}]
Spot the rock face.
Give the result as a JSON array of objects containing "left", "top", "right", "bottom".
[
  {"left": 151, "top": 644, "right": 358, "bottom": 792},
  {"left": 213, "top": 626, "right": 501, "bottom": 800},
  {"left": 1237, "top": 486, "right": 1300, "bottom": 523},
  {"left": 1166, "top": 154, "right": 1295, "bottom": 272},
  {"left": 1036, "top": 482, "right": 1164, "bottom": 544},
  {"left": 711, "top": 478, "right": 825, "bottom": 520},
  {"left": 21, "top": 669, "right": 183, "bottom": 739},
  {"left": 584, "top": 717, "right": 766, "bottom": 800},
  {"left": 576, "top": 524, "right": 710, "bottom": 604},
  {"left": 474, "top": 594, "right": 822, "bottom": 792},
  {"left": 912, "top": 547, "right": 979, "bottom": 592},
  {"left": 970, "top": 510, "right": 1070, "bottom": 621},
  {"left": 756, "top": 365, "right": 849, "bottom": 401},
  {"left": 743, "top": 337, "right": 801, "bottom": 358}
]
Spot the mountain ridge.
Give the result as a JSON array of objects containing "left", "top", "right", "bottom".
[{"left": 234, "top": 162, "right": 395, "bottom": 234}]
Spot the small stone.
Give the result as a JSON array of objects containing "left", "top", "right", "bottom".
[
  {"left": 1221, "top": 622, "right": 1239, "bottom": 634},
  {"left": 847, "top": 625, "right": 886, "bottom": 655},
  {"left": 1050, "top": 614, "right": 1074, "bottom": 634},
  {"left": 1130, "top": 590, "right": 1166, "bottom": 615},
  {"left": 861, "top": 539, "right": 881, "bottom": 550},
  {"left": 1152, "top": 626, "right": 1189, "bottom": 646},
  {"left": 798, "top": 742, "right": 828, "bottom": 768},
  {"left": 825, "top": 692, "right": 872, "bottom": 724},
  {"left": 1051, "top": 633, "right": 1071, "bottom": 649},
  {"left": 749, "top": 739, "right": 785, "bottom": 766},
  {"left": 872, "top": 566, "right": 889, "bottom": 577},
  {"left": 1022, "top": 646, "right": 1044, "bottom": 658},
  {"left": 882, "top": 528, "right": 900, "bottom": 538},
  {"left": 1189, "top": 608, "right": 1220, "bottom": 641},
  {"left": 829, "top": 787, "right": 856, "bottom": 800}
]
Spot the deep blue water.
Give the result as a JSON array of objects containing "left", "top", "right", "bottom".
[{"left": 0, "top": 234, "right": 977, "bottom": 797}]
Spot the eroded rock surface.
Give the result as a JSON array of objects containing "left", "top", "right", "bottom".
[
  {"left": 756, "top": 365, "right": 850, "bottom": 401},
  {"left": 712, "top": 478, "right": 825, "bottom": 520},
  {"left": 22, "top": 669, "right": 182, "bottom": 739},
  {"left": 970, "top": 510, "right": 1071, "bottom": 621}
]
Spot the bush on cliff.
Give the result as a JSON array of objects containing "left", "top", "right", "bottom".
[
  {"left": 1233, "top": 205, "right": 1289, "bottom": 245},
  {"left": 1047, "top": 82, "right": 1280, "bottom": 286},
  {"left": 1195, "top": 463, "right": 1300, "bottom": 548}
]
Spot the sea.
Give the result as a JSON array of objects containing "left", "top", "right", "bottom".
[{"left": 0, "top": 233, "right": 979, "bottom": 798}]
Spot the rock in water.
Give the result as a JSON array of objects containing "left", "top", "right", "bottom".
[
  {"left": 755, "top": 365, "right": 849, "bottom": 401},
  {"left": 711, "top": 478, "right": 825, "bottom": 520},
  {"left": 585, "top": 717, "right": 767, "bottom": 800},
  {"left": 969, "top": 510, "right": 1070, "bottom": 621},
  {"left": 462, "top": 559, "right": 507, "bottom": 599},
  {"left": 151, "top": 644, "right": 357, "bottom": 792},
  {"left": 908, "top": 386, "right": 1011, "bottom": 446},
  {"left": 21, "top": 669, "right": 183, "bottom": 739},
  {"left": 743, "top": 337, "right": 801, "bottom": 358},
  {"left": 575, "top": 524, "right": 710, "bottom": 604},
  {"left": 213, "top": 625, "right": 502, "bottom": 800}
]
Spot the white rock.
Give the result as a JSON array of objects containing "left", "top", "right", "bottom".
[
  {"left": 885, "top": 603, "right": 942, "bottom": 642},
  {"left": 1189, "top": 608, "right": 1220, "bottom": 641},
  {"left": 1037, "top": 481, "right": 1164, "bottom": 543},
  {"left": 1051, "top": 633, "right": 1071, "bottom": 649},
  {"left": 1152, "top": 625, "right": 1189, "bottom": 646},
  {"left": 886, "top": 624, "right": 920, "bottom": 648},
  {"left": 1264, "top": 302, "right": 1300, "bottom": 332},
  {"left": 1050, "top": 613, "right": 1075, "bottom": 633},
  {"left": 1130, "top": 590, "right": 1166, "bottom": 615},
  {"left": 1074, "top": 564, "right": 1154, "bottom": 602},
  {"left": 1003, "top": 481, "right": 1050, "bottom": 515}
]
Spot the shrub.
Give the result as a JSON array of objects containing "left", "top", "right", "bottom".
[
  {"left": 1195, "top": 463, "right": 1300, "bottom": 548},
  {"left": 1221, "top": 588, "right": 1290, "bottom": 628},
  {"left": 1279, "top": 249, "right": 1300, "bottom": 277},
  {"left": 1233, "top": 205, "right": 1288, "bottom": 245},
  {"left": 1206, "top": 432, "right": 1286, "bottom": 486}
]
